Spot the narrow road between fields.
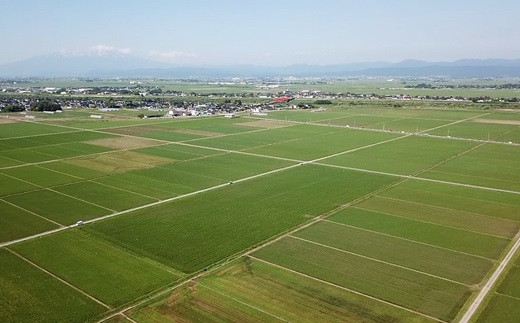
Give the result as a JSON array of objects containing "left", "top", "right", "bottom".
[{"left": 459, "top": 230, "right": 520, "bottom": 323}]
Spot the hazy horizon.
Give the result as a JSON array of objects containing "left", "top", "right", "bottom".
[{"left": 1, "top": 0, "right": 519, "bottom": 66}]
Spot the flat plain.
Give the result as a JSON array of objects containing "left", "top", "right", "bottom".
[{"left": 0, "top": 105, "right": 519, "bottom": 322}]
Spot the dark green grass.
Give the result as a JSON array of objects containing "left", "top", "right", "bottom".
[
  {"left": 29, "top": 143, "right": 105, "bottom": 159},
  {"left": 253, "top": 237, "right": 471, "bottom": 321},
  {"left": 2, "top": 165, "right": 80, "bottom": 188},
  {"left": 0, "top": 137, "right": 46, "bottom": 150},
  {"left": 295, "top": 221, "right": 493, "bottom": 285},
  {"left": 4, "top": 190, "right": 110, "bottom": 225},
  {"left": 52, "top": 181, "right": 156, "bottom": 211},
  {"left": 0, "top": 249, "right": 106, "bottom": 322},
  {"left": 0, "top": 130, "right": 115, "bottom": 151},
  {"left": 87, "top": 165, "right": 395, "bottom": 273},
  {"left": 322, "top": 135, "right": 477, "bottom": 175},
  {"left": 0, "top": 200, "right": 58, "bottom": 242},
  {"left": 0, "top": 149, "right": 60, "bottom": 163},
  {"left": 13, "top": 230, "right": 181, "bottom": 307},
  {"left": 328, "top": 207, "right": 509, "bottom": 260},
  {"left": 379, "top": 180, "right": 520, "bottom": 221},
  {"left": 22, "top": 131, "right": 114, "bottom": 146},
  {"left": 0, "top": 173, "right": 39, "bottom": 197},
  {"left": 476, "top": 294, "right": 520, "bottom": 323}
]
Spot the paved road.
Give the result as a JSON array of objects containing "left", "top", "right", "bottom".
[{"left": 459, "top": 232, "right": 520, "bottom": 323}]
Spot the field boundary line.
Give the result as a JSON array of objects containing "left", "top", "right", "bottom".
[
  {"left": 494, "top": 292, "right": 520, "bottom": 302},
  {"left": 4, "top": 248, "right": 111, "bottom": 309},
  {"left": 0, "top": 141, "right": 173, "bottom": 171},
  {"left": 30, "top": 164, "right": 163, "bottom": 202},
  {"left": 495, "top": 125, "right": 519, "bottom": 141},
  {"left": 197, "top": 283, "right": 289, "bottom": 322},
  {"left": 46, "top": 188, "right": 117, "bottom": 212},
  {"left": 0, "top": 171, "right": 114, "bottom": 213},
  {"left": 384, "top": 185, "right": 520, "bottom": 209},
  {"left": 459, "top": 230, "right": 520, "bottom": 323},
  {"left": 373, "top": 195, "right": 520, "bottom": 226},
  {"left": 180, "top": 125, "right": 293, "bottom": 143},
  {"left": 288, "top": 235, "right": 470, "bottom": 286},
  {"left": 1, "top": 137, "right": 98, "bottom": 153},
  {"left": 0, "top": 161, "right": 301, "bottom": 248},
  {"left": 313, "top": 162, "right": 520, "bottom": 195},
  {"left": 1, "top": 117, "right": 300, "bottom": 172},
  {"left": 248, "top": 256, "right": 446, "bottom": 323},
  {"left": 254, "top": 112, "right": 520, "bottom": 146},
  {"left": 175, "top": 141, "right": 302, "bottom": 163},
  {"left": 88, "top": 179, "right": 160, "bottom": 202},
  {"left": 76, "top": 230, "right": 184, "bottom": 277},
  {"left": 2, "top": 132, "right": 518, "bottom": 250},
  {"left": 96, "top": 163, "right": 432, "bottom": 322},
  {"left": 375, "top": 193, "right": 520, "bottom": 224},
  {"left": 310, "top": 134, "right": 410, "bottom": 163},
  {"left": 419, "top": 112, "right": 491, "bottom": 132},
  {"left": 34, "top": 164, "right": 84, "bottom": 180},
  {"left": 0, "top": 153, "right": 24, "bottom": 164},
  {"left": 1, "top": 198, "right": 64, "bottom": 227},
  {"left": 322, "top": 219, "right": 496, "bottom": 262},
  {"left": 121, "top": 313, "right": 138, "bottom": 323},
  {"left": 426, "top": 169, "right": 519, "bottom": 185},
  {"left": 179, "top": 133, "right": 520, "bottom": 197},
  {"left": 0, "top": 129, "right": 81, "bottom": 141},
  {"left": 353, "top": 204, "right": 511, "bottom": 240}
]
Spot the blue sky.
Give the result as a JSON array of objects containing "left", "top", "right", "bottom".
[{"left": 1, "top": 0, "right": 519, "bottom": 65}]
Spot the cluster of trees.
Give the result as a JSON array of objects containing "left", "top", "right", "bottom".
[
  {"left": 314, "top": 99, "right": 333, "bottom": 104},
  {"left": 1, "top": 104, "right": 25, "bottom": 112},
  {"left": 406, "top": 83, "right": 520, "bottom": 89},
  {"left": 30, "top": 101, "right": 61, "bottom": 111}
]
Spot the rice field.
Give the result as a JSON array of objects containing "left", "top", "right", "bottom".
[{"left": 0, "top": 106, "right": 518, "bottom": 322}]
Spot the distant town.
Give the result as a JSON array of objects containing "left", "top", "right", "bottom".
[{"left": 1, "top": 78, "right": 519, "bottom": 117}]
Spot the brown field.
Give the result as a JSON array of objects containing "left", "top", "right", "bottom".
[
  {"left": 65, "top": 150, "right": 171, "bottom": 173},
  {"left": 0, "top": 117, "right": 18, "bottom": 124},
  {"left": 104, "top": 125, "right": 169, "bottom": 136},
  {"left": 173, "top": 128, "right": 222, "bottom": 137},
  {"left": 471, "top": 118, "right": 520, "bottom": 125},
  {"left": 240, "top": 119, "right": 291, "bottom": 128},
  {"left": 87, "top": 136, "right": 163, "bottom": 150}
]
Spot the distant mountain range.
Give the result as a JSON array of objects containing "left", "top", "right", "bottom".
[{"left": 1, "top": 53, "right": 520, "bottom": 78}]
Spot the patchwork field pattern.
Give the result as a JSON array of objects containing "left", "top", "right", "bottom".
[{"left": 0, "top": 108, "right": 519, "bottom": 322}]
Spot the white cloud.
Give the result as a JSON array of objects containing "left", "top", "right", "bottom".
[
  {"left": 148, "top": 50, "right": 201, "bottom": 63},
  {"left": 89, "top": 44, "right": 131, "bottom": 55}
]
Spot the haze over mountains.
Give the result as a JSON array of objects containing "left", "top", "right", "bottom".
[{"left": 1, "top": 52, "right": 520, "bottom": 78}]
